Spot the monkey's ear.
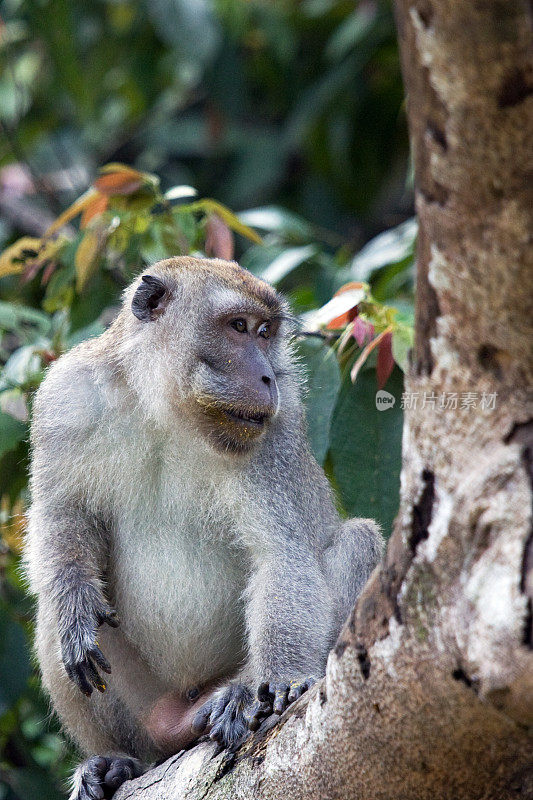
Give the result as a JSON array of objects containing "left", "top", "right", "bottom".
[{"left": 131, "top": 275, "right": 169, "bottom": 321}]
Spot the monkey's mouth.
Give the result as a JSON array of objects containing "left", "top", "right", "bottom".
[{"left": 222, "top": 408, "right": 269, "bottom": 429}]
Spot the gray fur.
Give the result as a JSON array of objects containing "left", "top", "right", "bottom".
[{"left": 24, "top": 257, "right": 383, "bottom": 795}]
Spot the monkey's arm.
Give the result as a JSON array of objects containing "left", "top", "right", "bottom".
[
  {"left": 27, "top": 503, "right": 117, "bottom": 696},
  {"left": 26, "top": 356, "right": 117, "bottom": 696}
]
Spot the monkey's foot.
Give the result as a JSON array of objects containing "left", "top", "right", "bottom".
[
  {"left": 70, "top": 755, "right": 144, "bottom": 800},
  {"left": 192, "top": 683, "right": 253, "bottom": 750},
  {"left": 247, "top": 677, "right": 316, "bottom": 731}
]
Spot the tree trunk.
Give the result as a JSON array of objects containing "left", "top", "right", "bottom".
[{"left": 116, "top": 2, "right": 533, "bottom": 797}]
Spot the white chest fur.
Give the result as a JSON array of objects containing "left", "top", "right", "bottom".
[{"left": 104, "top": 429, "right": 250, "bottom": 689}]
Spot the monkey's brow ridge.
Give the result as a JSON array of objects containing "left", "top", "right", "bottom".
[{"left": 215, "top": 297, "right": 281, "bottom": 319}]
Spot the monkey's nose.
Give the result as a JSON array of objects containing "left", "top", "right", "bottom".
[
  {"left": 252, "top": 372, "right": 278, "bottom": 414},
  {"left": 261, "top": 374, "right": 279, "bottom": 414},
  {"left": 265, "top": 376, "right": 279, "bottom": 415},
  {"left": 245, "top": 347, "right": 278, "bottom": 412}
]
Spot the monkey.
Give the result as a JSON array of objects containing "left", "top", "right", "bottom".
[{"left": 24, "top": 256, "right": 383, "bottom": 800}]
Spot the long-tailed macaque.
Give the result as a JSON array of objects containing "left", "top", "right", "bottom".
[{"left": 25, "top": 257, "right": 383, "bottom": 799}]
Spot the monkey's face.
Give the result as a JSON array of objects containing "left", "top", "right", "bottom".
[
  {"left": 129, "top": 259, "right": 291, "bottom": 454},
  {"left": 188, "top": 291, "right": 284, "bottom": 453}
]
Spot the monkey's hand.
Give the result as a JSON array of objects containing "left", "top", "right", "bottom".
[
  {"left": 247, "top": 677, "right": 316, "bottom": 731},
  {"left": 192, "top": 683, "right": 254, "bottom": 750},
  {"left": 59, "top": 588, "right": 119, "bottom": 697}
]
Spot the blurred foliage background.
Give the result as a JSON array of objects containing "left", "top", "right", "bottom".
[{"left": 0, "top": 0, "right": 415, "bottom": 797}]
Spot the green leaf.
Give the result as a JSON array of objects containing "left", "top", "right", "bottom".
[
  {"left": 74, "top": 230, "right": 101, "bottom": 292},
  {"left": 297, "top": 338, "right": 341, "bottom": 465},
  {"left": 370, "top": 258, "right": 415, "bottom": 302},
  {"left": 238, "top": 206, "right": 315, "bottom": 241},
  {"left": 164, "top": 185, "right": 197, "bottom": 201},
  {"left": 0, "top": 411, "right": 27, "bottom": 458},
  {"left": 43, "top": 261, "right": 76, "bottom": 314},
  {"left": 239, "top": 244, "right": 286, "bottom": 276},
  {"left": 329, "top": 366, "right": 404, "bottom": 537},
  {"left": 186, "top": 199, "right": 263, "bottom": 244},
  {"left": 1, "top": 345, "right": 44, "bottom": 390},
  {"left": 0, "top": 603, "right": 31, "bottom": 713},
  {"left": 140, "top": 227, "right": 170, "bottom": 266},
  {"left": 392, "top": 323, "right": 414, "bottom": 373},
  {"left": 0, "top": 389, "right": 28, "bottom": 422},
  {"left": 351, "top": 219, "right": 418, "bottom": 282},
  {"left": 260, "top": 245, "right": 317, "bottom": 285},
  {"left": 0, "top": 440, "right": 29, "bottom": 500},
  {"left": 69, "top": 271, "right": 117, "bottom": 332},
  {"left": 67, "top": 320, "right": 106, "bottom": 348},
  {"left": 0, "top": 302, "right": 51, "bottom": 338}
]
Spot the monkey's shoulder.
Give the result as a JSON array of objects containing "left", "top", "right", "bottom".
[{"left": 31, "top": 346, "right": 108, "bottom": 444}]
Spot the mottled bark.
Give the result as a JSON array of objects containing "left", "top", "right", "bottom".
[{"left": 116, "top": 2, "right": 533, "bottom": 797}]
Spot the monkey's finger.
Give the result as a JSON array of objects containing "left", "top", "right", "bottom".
[
  {"left": 208, "top": 720, "right": 226, "bottom": 744},
  {"left": 287, "top": 683, "right": 303, "bottom": 703},
  {"left": 209, "top": 705, "right": 247, "bottom": 749},
  {"left": 104, "top": 762, "right": 134, "bottom": 790},
  {"left": 89, "top": 645, "right": 112, "bottom": 674},
  {"left": 287, "top": 676, "right": 316, "bottom": 704},
  {"left": 104, "top": 757, "right": 142, "bottom": 790},
  {"left": 105, "top": 767, "right": 128, "bottom": 790},
  {"left": 247, "top": 715, "right": 260, "bottom": 732},
  {"left": 99, "top": 607, "right": 120, "bottom": 628},
  {"left": 192, "top": 701, "right": 213, "bottom": 734},
  {"left": 273, "top": 683, "right": 289, "bottom": 715},
  {"left": 257, "top": 682, "right": 272, "bottom": 703},
  {"left": 81, "top": 782, "right": 104, "bottom": 800},
  {"left": 301, "top": 677, "right": 316, "bottom": 694},
  {"left": 208, "top": 694, "right": 231, "bottom": 727},
  {"left": 210, "top": 722, "right": 239, "bottom": 747},
  {"left": 81, "top": 658, "right": 107, "bottom": 693},
  {"left": 65, "top": 663, "right": 93, "bottom": 697},
  {"left": 79, "top": 755, "right": 110, "bottom": 800},
  {"left": 246, "top": 700, "right": 271, "bottom": 731}
]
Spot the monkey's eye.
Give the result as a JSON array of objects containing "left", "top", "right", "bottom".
[
  {"left": 231, "top": 318, "right": 247, "bottom": 333},
  {"left": 258, "top": 322, "right": 271, "bottom": 340}
]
